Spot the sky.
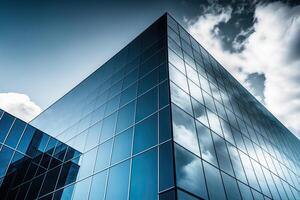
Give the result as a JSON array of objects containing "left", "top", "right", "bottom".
[{"left": 0, "top": 0, "right": 299, "bottom": 138}]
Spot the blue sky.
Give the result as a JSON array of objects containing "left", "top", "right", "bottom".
[{"left": 0, "top": 0, "right": 300, "bottom": 137}]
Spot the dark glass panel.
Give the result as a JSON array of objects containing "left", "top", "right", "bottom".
[
  {"left": 0, "top": 146, "right": 14, "bottom": 177},
  {"left": 4, "top": 119, "right": 26, "bottom": 148},
  {"left": 136, "top": 87, "right": 158, "bottom": 122},
  {"left": 0, "top": 113, "right": 14, "bottom": 143},
  {"left": 130, "top": 148, "right": 157, "bottom": 200},
  {"left": 111, "top": 128, "right": 133, "bottom": 164},
  {"left": 159, "top": 141, "right": 174, "bottom": 191},
  {"left": 116, "top": 101, "right": 135, "bottom": 133},
  {"left": 159, "top": 106, "right": 172, "bottom": 143},
  {"left": 133, "top": 113, "right": 158, "bottom": 154}
]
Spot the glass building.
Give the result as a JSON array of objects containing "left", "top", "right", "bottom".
[
  {"left": 0, "top": 109, "right": 81, "bottom": 199},
  {"left": 1, "top": 13, "right": 300, "bottom": 199}
]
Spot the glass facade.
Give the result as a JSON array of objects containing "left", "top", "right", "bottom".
[
  {"left": 0, "top": 109, "right": 81, "bottom": 199},
  {"left": 1, "top": 13, "right": 299, "bottom": 199}
]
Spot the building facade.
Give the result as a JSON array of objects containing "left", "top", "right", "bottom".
[{"left": 0, "top": 13, "right": 299, "bottom": 200}]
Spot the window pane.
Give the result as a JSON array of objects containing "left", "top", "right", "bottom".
[
  {"left": 106, "top": 160, "right": 130, "bottom": 200},
  {"left": 85, "top": 122, "right": 102, "bottom": 151},
  {"left": 169, "top": 49, "right": 185, "bottom": 74},
  {"left": 0, "top": 146, "right": 14, "bottom": 177},
  {"left": 111, "top": 128, "right": 133, "bottom": 164},
  {"left": 170, "top": 82, "right": 193, "bottom": 115},
  {"left": 130, "top": 148, "right": 157, "bottom": 200},
  {"left": 159, "top": 106, "right": 172, "bottom": 143},
  {"left": 138, "top": 67, "right": 159, "bottom": 95},
  {"left": 177, "top": 189, "right": 200, "bottom": 200},
  {"left": 239, "top": 152, "right": 260, "bottom": 191},
  {"left": 172, "top": 104, "right": 200, "bottom": 156},
  {"left": 0, "top": 113, "right": 14, "bottom": 143},
  {"left": 4, "top": 119, "right": 26, "bottom": 148},
  {"left": 195, "top": 121, "right": 218, "bottom": 166},
  {"left": 159, "top": 141, "right": 174, "bottom": 191},
  {"left": 116, "top": 101, "right": 135, "bottom": 133},
  {"left": 72, "top": 177, "right": 92, "bottom": 200},
  {"left": 78, "top": 147, "right": 97, "bottom": 180},
  {"left": 120, "top": 83, "right": 137, "bottom": 107},
  {"left": 94, "top": 139, "right": 113, "bottom": 172},
  {"left": 16, "top": 125, "right": 36, "bottom": 153},
  {"left": 169, "top": 64, "right": 189, "bottom": 93},
  {"left": 221, "top": 172, "right": 242, "bottom": 200},
  {"left": 203, "top": 161, "right": 226, "bottom": 200},
  {"left": 88, "top": 170, "right": 107, "bottom": 200},
  {"left": 175, "top": 143, "right": 207, "bottom": 199},
  {"left": 238, "top": 181, "right": 254, "bottom": 200},
  {"left": 191, "top": 98, "right": 208, "bottom": 127},
  {"left": 100, "top": 112, "right": 117, "bottom": 143},
  {"left": 133, "top": 113, "right": 158, "bottom": 154},
  {"left": 136, "top": 87, "right": 158, "bottom": 122},
  {"left": 212, "top": 133, "right": 234, "bottom": 176},
  {"left": 188, "top": 80, "right": 203, "bottom": 104}
]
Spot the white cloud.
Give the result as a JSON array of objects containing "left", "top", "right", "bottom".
[
  {"left": 0, "top": 92, "right": 42, "bottom": 122},
  {"left": 186, "top": 2, "right": 300, "bottom": 138}
]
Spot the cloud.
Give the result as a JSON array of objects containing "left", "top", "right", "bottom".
[
  {"left": 0, "top": 92, "right": 42, "bottom": 122},
  {"left": 186, "top": 2, "right": 300, "bottom": 138}
]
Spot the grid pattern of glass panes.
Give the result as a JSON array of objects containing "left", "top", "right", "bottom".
[
  {"left": 30, "top": 15, "right": 175, "bottom": 200},
  {"left": 0, "top": 109, "right": 81, "bottom": 200},
  {"left": 167, "top": 14, "right": 300, "bottom": 200}
]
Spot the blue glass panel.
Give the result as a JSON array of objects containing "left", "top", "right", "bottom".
[
  {"left": 0, "top": 113, "right": 14, "bottom": 143},
  {"left": 221, "top": 172, "right": 242, "bottom": 200},
  {"left": 78, "top": 147, "right": 97, "bottom": 180},
  {"left": 135, "top": 87, "right": 158, "bottom": 122},
  {"left": 130, "top": 148, "right": 157, "bottom": 200},
  {"left": 94, "top": 139, "right": 113, "bottom": 172},
  {"left": 177, "top": 189, "right": 200, "bottom": 200},
  {"left": 56, "top": 161, "right": 80, "bottom": 189},
  {"left": 84, "top": 122, "right": 102, "bottom": 151},
  {"left": 106, "top": 160, "right": 130, "bottom": 200},
  {"left": 203, "top": 161, "right": 226, "bottom": 200},
  {"left": 16, "top": 125, "right": 35, "bottom": 153},
  {"left": 89, "top": 170, "right": 107, "bottom": 200},
  {"left": 175, "top": 143, "right": 207, "bottom": 199},
  {"left": 159, "top": 81, "right": 169, "bottom": 109},
  {"left": 238, "top": 181, "right": 254, "bottom": 200},
  {"left": 100, "top": 112, "right": 117, "bottom": 143},
  {"left": 0, "top": 146, "right": 14, "bottom": 177},
  {"left": 138, "top": 67, "right": 159, "bottom": 95},
  {"left": 111, "top": 128, "right": 133, "bottom": 164},
  {"left": 133, "top": 113, "right": 158, "bottom": 154},
  {"left": 159, "top": 189, "right": 176, "bottom": 200},
  {"left": 4, "top": 119, "right": 26, "bottom": 148},
  {"left": 159, "top": 106, "right": 171, "bottom": 143},
  {"left": 159, "top": 141, "right": 174, "bottom": 191},
  {"left": 72, "top": 177, "right": 92, "bottom": 200},
  {"left": 116, "top": 101, "right": 135, "bottom": 133},
  {"left": 120, "top": 83, "right": 137, "bottom": 107}
]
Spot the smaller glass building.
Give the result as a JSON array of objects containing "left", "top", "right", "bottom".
[{"left": 0, "top": 109, "right": 81, "bottom": 199}]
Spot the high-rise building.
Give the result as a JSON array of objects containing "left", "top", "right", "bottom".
[{"left": 1, "top": 13, "right": 300, "bottom": 200}]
